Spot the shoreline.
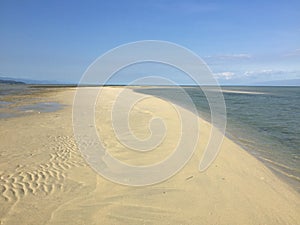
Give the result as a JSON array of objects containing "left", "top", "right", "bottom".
[
  {"left": 131, "top": 86, "right": 300, "bottom": 193},
  {"left": 0, "top": 86, "right": 299, "bottom": 224}
]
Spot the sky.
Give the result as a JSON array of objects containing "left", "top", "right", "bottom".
[{"left": 0, "top": 0, "right": 300, "bottom": 85}]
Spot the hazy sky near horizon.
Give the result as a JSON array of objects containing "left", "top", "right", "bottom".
[{"left": 0, "top": 0, "right": 300, "bottom": 84}]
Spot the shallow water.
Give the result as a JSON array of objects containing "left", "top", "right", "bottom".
[
  {"left": 134, "top": 86, "right": 300, "bottom": 191},
  {"left": 0, "top": 101, "right": 11, "bottom": 107},
  {"left": 18, "top": 102, "right": 63, "bottom": 113},
  {"left": 0, "top": 84, "right": 64, "bottom": 118}
]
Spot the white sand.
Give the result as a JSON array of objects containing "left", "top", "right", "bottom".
[{"left": 0, "top": 87, "right": 299, "bottom": 225}]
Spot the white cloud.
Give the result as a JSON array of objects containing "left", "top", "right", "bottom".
[
  {"left": 244, "top": 69, "right": 285, "bottom": 77},
  {"left": 212, "top": 69, "right": 300, "bottom": 84},
  {"left": 284, "top": 49, "right": 300, "bottom": 57},
  {"left": 205, "top": 54, "right": 251, "bottom": 60},
  {"left": 214, "top": 71, "right": 235, "bottom": 80}
]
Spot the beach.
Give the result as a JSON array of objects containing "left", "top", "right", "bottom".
[{"left": 0, "top": 86, "right": 299, "bottom": 225}]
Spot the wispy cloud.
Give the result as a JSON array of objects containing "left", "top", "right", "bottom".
[
  {"left": 205, "top": 54, "right": 252, "bottom": 60},
  {"left": 213, "top": 69, "right": 300, "bottom": 84},
  {"left": 283, "top": 48, "right": 300, "bottom": 57},
  {"left": 214, "top": 71, "right": 235, "bottom": 80},
  {"left": 244, "top": 69, "right": 285, "bottom": 77},
  {"left": 239, "top": 69, "right": 299, "bottom": 83}
]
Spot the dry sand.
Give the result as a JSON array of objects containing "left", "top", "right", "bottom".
[{"left": 0, "top": 87, "right": 299, "bottom": 225}]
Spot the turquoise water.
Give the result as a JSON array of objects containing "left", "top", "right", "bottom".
[{"left": 134, "top": 86, "right": 300, "bottom": 191}]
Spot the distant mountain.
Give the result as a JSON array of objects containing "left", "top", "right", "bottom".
[
  {"left": 253, "top": 79, "right": 300, "bottom": 86},
  {"left": 0, "top": 76, "right": 69, "bottom": 85},
  {"left": 0, "top": 78, "right": 26, "bottom": 84}
]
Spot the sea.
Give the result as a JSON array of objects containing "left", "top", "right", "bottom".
[{"left": 135, "top": 86, "right": 300, "bottom": 192}]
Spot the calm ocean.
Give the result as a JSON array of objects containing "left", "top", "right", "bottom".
[{"left": 135, "top": 86, "right": 300, "bottom": 192}]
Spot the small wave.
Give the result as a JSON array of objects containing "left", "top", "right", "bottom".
[
  {"left": 267, "top": 164, "right": 300, "bottom": 182},
  {"left": 258, "top": 156, "right": 300, "bottom": 182},
  {"left": 259, "top": 156, "right": 299, "bottom": 171}
]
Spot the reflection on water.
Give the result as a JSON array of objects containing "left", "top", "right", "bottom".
[
  {"left": 0, "top": 85, "right": 64, "bottom": 118},
  {"left": 0, "top": 101, "right": 11, "bottom": 107},
  {"left": 0, "top": 101, "right": 64, "bottom": 118},
  {"left": 18, "top": 102, "right": 63, "bottom": 113}
]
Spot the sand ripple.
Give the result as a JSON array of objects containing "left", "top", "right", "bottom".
[{"left": 0, "top": 136, "right": 85, "bottom": 203}]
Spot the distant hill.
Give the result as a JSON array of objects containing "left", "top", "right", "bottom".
[
  {"left": 0, "top": 76, "right": 68, "bottom": 85},
  {"left": 0, "top": 79, "right": 26, "bottom": 84}
]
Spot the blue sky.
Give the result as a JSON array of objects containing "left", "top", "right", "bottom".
[{"left": 0, "top": 0, "right": 299, "bottom": 84}]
